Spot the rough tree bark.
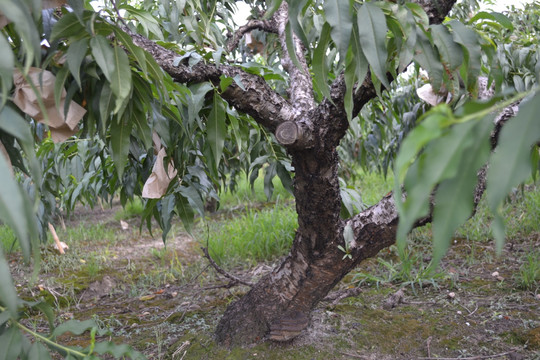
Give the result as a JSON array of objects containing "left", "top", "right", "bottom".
[{"left": 130, "top": 0, "right": 459, "bottom": 346}]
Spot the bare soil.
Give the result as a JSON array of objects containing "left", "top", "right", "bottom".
[{"left": 7, "top": 201, "right": 540, "bottom": 360}]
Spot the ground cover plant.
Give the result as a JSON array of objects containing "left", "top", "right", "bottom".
[{"left": 1, "top": 0, "right": 540, "bottom": 358}]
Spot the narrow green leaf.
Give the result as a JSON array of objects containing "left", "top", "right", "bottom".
[
  {"left": 54, "top": 66, "right": 70, "bottom": 111},
  {"left": 90, "top": 341, "right": 145, "bottom": 359},
  {"left": 487, "top": 91, "right": 540, "bottom": 252},
  {"left": 27, "top": 342, "right": 52, "bottom": 360},
  {"left": 449, "top": 20, "right": 482, "bottom": 91},
  {"left": 431, "top": 24, "right": 463, "bottom": 71},
  {"left": 98, "top": 83, "right": 114, "bottom": 129},
  {"left": 285, "top": 22, "right": 304, "bottom": 72},
  {"left": 0, "top": 0, "right": 40, "bottom": 69},
  {"left": 470, "top": 11, "right": 513, "bottom": 31},
  {"left": 431, "top": 117, "right": 492, "bottom": 265},
  {"left": 0, "top": 34, "right": 14, "bottom": 109},
  {"left": 414, "top": 28, "right": 444, "bottom": 91},
  {"left": 111, "top": 46, "right": 133, "bottom": 113},
  {"left": 323, "top": 0, "right": 353, "bottom": 62},
  {"left": 50, "top": 12, "right": 85, "bottom": 41},
  {"left": 263, "top": 0, "right": 283, "bottom": 20},
  {"left": 0, "top": 249, "right": 18, "bottom": 317},
  {"left": 52, "top": 319, "right": 97, "bottom": 337},
  {"left": 90, "top": 35, "right": 115, "bottom": 83},
  {"left": 178, "top": 185, "right": 205, "bottom": 217},
  {"left": 109, "top": 113, "right": 133, "bottom": 178},
  {"left": 357, "top": 3, "right": 389, "bottom": 89},
  {"left": 114, "top": 28, "right": 148, "bottom": 75},
  {"left": 287, "top": 0, "right": 309, "bottom": 48},
  {"left": 312, "top": 23, "right": 332, "bottom": 100},
  {"left": 66, "top": 38, "right": 89, "bottom": 88},
  {"left": 405, "top": 3, "right": 429, "bottom": 27},
  {"left": 207, "top": 93, "right": 226, "bottom": 170},
  {"left": 344, "top": 47, "right": 357, "bottom": 121},
  {"left": 264, "top": 162, "right": 276, "bottom": 201},
  {"left": 0, "top": 327, "right": 22, "bottom": 360},
  {"left": 176, "top": 194, "right": 195, "bottom": 234}
]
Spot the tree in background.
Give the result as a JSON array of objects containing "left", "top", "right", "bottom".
[{"left": 0, "top": 0, "right": 538, "bottom": 353}]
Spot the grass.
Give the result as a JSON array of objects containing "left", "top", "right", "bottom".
[
  {"left": 203, "top": 199, "right": 297, "bottom": 266},
  {"left": 0, "top": 225, "right": 19, "bottom": 253},
  {"left": 114, "top": 198, "right": 144, "bottom": 221},
  {"left": 218, "top": 170, "right": 293, "bottom": 208},
  {"left": 515, "top": 251, "right": 540, "bottom": 290}
]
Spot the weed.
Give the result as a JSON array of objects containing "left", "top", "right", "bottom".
[{"left": 515, "top": 251, "right": 540, "bottom": 291}]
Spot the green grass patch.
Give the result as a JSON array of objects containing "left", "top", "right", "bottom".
[
  {"left": 204, "top": 201, "right": 297, "bottom": 266},
  {"left": 0, "top": 225, "right": 19, "bottom": 253},
  {"left": 218, "top": 171, "right": 292, "bottom": 208},
  {"left": 114, "top": 198, "right": 144, "bottom": 220}
]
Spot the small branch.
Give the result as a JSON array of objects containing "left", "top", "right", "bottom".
[
  {"left": 226, "top": 19, "right": 278, "bottom": 52},
  {"left": 122, "top": 28, "right": 293, "bottom": 132},
  {"left": 201, "top": 247, "right": 253, "bottom": 287}
]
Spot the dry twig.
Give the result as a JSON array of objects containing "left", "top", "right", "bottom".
[{"left": 201, "top": 247, "right": 253, "bottom": 287}]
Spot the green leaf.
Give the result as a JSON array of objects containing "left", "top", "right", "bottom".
[
  {"left": 0, "top": 0, "right": 40, "bottom": 69},
  {"left": 207, "top": 93, "right": 226, "bottom": 170},
  {"left": 357, "top": 2, "right": 390, "bottom": 89},
  {"left": 449, "top": 20, "right": 482, "bottom": 91},
  {"left": 176, "top": 194, "right": 195, "bottom": 234},
  {"left": 431, "top": 24, "right": 463, "bottom": 71},
  {"left": 0, "top": 249, "right": 18, "bottom": 317},
  {"left": 66, "top": 38, "right": 89, "bottom": 88},
  {"left": 312, "top": 23, "right": 332, "bottom": 100},
  {"left": 487, "top": 91, "right": 540, "bottom": 252},
  {"left": 52, "top": 319, "right": 97, "bottom": 337},
  {"left": 0, "top": 109, "right": 39, "bottom": 261},
  {"left": 414, "top": 28, "right": 444, "bottom": 91},
  {"left": 178, "top": 185, "right": 205, "bottom": 217},
  {"left": 109, "top": 113, "right": 133, "bottom": 178},
  {"left": 0, "top": 34, "right": 14, "bottom": 109},
  {"left": 323, "top": 0, "right": 353, "bottom": 62},
  {"left": 470, "top": 11, "right": 514, "bottom": 31},
  {"left": 431, "top": 116, "right": 492, "bottom": 265},
  {"left": 113, "top": 28, "right": 148, "bottom": 75},
  {"left": 111, "top": 46, "right": 133, "bottom": 113},
  {"left": 264, "top": 162, "right": 277, "bottom": 201},
  {"left": 98, "top": 82, "right": 114, "bottom": 129},
  {"left": 286, "top": 0, "right": 309, "bottom": 48},
  {"left": 50, "top": 12, "right": 85, "bottom": 41},
  {"left": 54, "top": 66, "right": 70, "bottom": 111},
  {"left": 90, "top": 341, "right": 145, "bottom": 359},
  {"left": 0, "top": 327, "right": 22, "bottom": 360},
  {"left": 27, "top": 342, "right": 52, "bottom": 360},
  {"left": 263, "top": 0, "right": 283, "bottom": 20},
  {"left": 344, "top": 47, "right": 357, "bottom": 121},
  {"left": 285, "top": 22, "right": 304, "bottom": 72},
  {"left": 90, "top": 35, "right": 115, "bottom": 83}
]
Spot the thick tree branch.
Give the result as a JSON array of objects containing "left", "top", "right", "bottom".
[
  {"left": 317, "top": 0, "right": 458, "bottom": 145},
  {"left": 226, "top": 19, "right": 278, "bottom": 52},
  {"left": 127, "top": 30, "right": 293, "bottom": 132},
  {"left": 275, "top": 2, "right": 315, "bottom": 113}
]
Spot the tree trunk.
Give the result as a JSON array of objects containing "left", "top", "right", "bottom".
[{"left": 215, "top": 145, "right": 404, "bottom": 345}]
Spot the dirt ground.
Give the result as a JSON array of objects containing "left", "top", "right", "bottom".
[{"left": 6, "top": 201, "right": 540, "bottom": 360}]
